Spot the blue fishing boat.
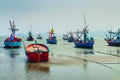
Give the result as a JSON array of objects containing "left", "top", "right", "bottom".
[
  {"left": 4, "top": 20, "right": 22, "bottom": 48},
  {"left": 74, "top": 40, "right": 94, "bottom": 48},
  {"left": 74, "top": 16, "right": 94, "bottom": 48},
  {"left": 46, "top": 27, "right": 57, "bottom": 44},
  {"left": 68, "top": 31, "right": 74, "bottom": 42},
  {"left": 105, "top": 28, "right": 120, "bottom": 46}
]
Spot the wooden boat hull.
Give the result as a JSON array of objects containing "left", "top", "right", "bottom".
[
  {"left": 63, "top": 36, "right": 68, "bottom": 40},
  {"left": 46, "top": 39, "right": 57, "bottom": 44},
  {"left": 26, "top": 44, "right": 49, "bottom": 62},
  {"left": 68, "top": 38, "right": 74, "bottom": 42},
  {"left": 37, "top": 37, "right": 42, "bottom": 39},
  {"left": 26, "top": 52, "right": 49, "bottom": 62},
  {"left": 107, "top": 40, "right": 120, "bottom": 46},
  {"left": 63, "top": 38, "right": 68, "bottom": 40},
  {"left": 4, "top": 37, "right": 22, "bottom": 48},
  {"left": 4, "top": 41, "right": 21, "bottom": 48},
  {"left": 27, "top": 38, "right": 34, "bottom": 41},
  {"left": 74, "top": 41, "right": 94, "bottom": 48}
]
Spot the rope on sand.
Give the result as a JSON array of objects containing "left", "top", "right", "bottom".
[
  {"left": 95, "top": 51, "right": 120, "bottom": 57},
  {"left": 60, "top": 54, "right": 119, "bottom": 72}
]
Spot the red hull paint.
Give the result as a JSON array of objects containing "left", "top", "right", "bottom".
[
  {"left": 26, "top": 52, "right": 48, "bottom": 62},
  {"left": 26, "top": 44, "right": 49, "bottom": 62}
]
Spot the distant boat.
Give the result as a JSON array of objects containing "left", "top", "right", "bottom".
[
  {"left": 105, "top": 28, "right": 120, "bottom": 46},
  {"left": 27, "top": 31, "right": 34, "bottom": 41},
  {"left": 68, "top": 31, "right": 74, "bottom": 42},
  {"left": 4, "top": 20, "right": 22, "bottom": 48},
  {"left": 46, "top": 27, "right": 57, "bottom": 44},
  {"left": 63, "top": 32, "right": 68, "bottom": 40},
  {"left": 37, "top": 33, "right": 42, "bottom": 39},
  {"left": 25, "top": 42, "right": 49, "bottom": 62},
  {"left": 74, "top": 16, "right": 94, "bottom": 48}
]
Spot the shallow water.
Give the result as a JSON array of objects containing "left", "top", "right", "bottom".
[{"left": 0, "top": 37, "right": 120, "bottom": 80}]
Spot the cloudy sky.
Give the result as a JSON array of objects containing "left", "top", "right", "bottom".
[{"left": 0, "top": 0, "right": 120, "bottom": 36}]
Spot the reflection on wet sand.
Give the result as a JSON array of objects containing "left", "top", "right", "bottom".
[
  {"left": 9, "top": 52, "right": 20, "bottom": 58},
  {"left": 26, "top": 62, "right": 50, "bottom": 72},
  {"left": 75, "top": 49, "right": 94, "bottom": 56}
]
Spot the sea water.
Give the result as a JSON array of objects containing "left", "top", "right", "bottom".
[{"left": 0, "top": 36, "right": 120, "bottom": 80}]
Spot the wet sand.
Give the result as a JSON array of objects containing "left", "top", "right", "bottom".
[
  {"left": 28, "top": 52, "right": 120, "bottom": 71},
  {"left": 1, "top": 37, "right": 120, "bottom": 80},
  {"left": 50, "top": 53, "right": 120, "bottom": 64}
]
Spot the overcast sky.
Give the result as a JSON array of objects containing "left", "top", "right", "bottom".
[{"left": 0, "top": 0, "right": 120, "bottom": 36}]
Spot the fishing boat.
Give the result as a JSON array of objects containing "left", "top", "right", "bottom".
[
  {"left": 27, "top": 31, "right": 34, "bottom": 41},
  {"left": 46, "top": 27, "right": 57, "bottom": 44},
  {"left": 4, "top": 20, "right": 22, "bottom": 48},
  {"left": 74, "top": 16, "right": 94, "bottom": 48},
  {"left": 25, "top": 42, "right": 49, "bottom": 62},
  {"left": 63, "top": 32, "right": 68, "bottom": 40},
  {"left": 105, "top": 28, "right": 120, "bottom": 46},
  {"left": 37, "top": 33, "right": 42, "bottom": 39},
  {"left": 68, "top": 31, "right": 74, "bottom": 42}
]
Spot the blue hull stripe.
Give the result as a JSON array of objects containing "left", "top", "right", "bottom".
[{"left": 4, "top": 42, "right": 21, "bottom": 47}]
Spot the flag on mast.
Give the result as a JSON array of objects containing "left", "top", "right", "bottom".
[{"left": 51, "top": 27, "right": 54, "bottom": 34}]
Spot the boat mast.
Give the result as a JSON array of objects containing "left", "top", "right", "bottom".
[
  {"left": 9, "top": 20, "right": 19, "bottom": 35},
  {"left": 28, "top": 31, "right": 32, "bottom": 37},
  {"left": 117, "top": 28, "right": 120, "bottom": 38},
  {"left": 83, "top": 14, "right": 87, "bottom": 43},
  {"left": 109, "top": 29, "right": 112, "bottom": 40},
  {"left": 76, "top": 28, "right": 80, "bottom": 39}
]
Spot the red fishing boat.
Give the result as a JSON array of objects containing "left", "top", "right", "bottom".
[{"left": 25, "top": 43, "right": 49, "bottom": 62}]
